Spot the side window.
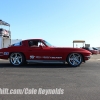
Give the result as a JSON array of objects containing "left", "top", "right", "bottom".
[
  {"left": 38, "top": 42, "right": 45, "bottom": 47},
  {"left": 29, "top": 40, "right": 38, "bottom": 47},
  {"left": 12, "top": 41, "right": 22, "bottom": 46},
  {"left": 28, "top": 40, "right": 46, "bottom": 47}
]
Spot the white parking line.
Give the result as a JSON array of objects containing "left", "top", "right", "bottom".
[{"left": 97, "top": 59, "right": 100, "bottom": 60}]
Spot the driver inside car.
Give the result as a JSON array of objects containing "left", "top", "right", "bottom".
[{"left": 31, "top": 42, "right": 38, "bottom": 47}]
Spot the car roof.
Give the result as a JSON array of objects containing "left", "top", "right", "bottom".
[{"left": 22, "top": 39, "right": 43, "bottom": 42}]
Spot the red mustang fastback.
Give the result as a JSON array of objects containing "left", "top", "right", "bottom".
[{"left": 0, "top": 39, "right": 91, "bottom": 67}]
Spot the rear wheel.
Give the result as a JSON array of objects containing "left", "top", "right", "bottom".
[
  {"left": 67, "top": 53, "right": 83, "bottom": 67},
  {"left": 9, "top": 52, "right": 26, "bottom": 66}
]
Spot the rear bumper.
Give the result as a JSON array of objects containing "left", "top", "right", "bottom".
[{"left": 0, "top": 55, "right": 8, "bottom": 60}]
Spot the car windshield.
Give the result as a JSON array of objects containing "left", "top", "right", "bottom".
[
  {"left": 43, "top": 40, "right": 53, "bottom": 47},
  {"left": 93, "top": 47, "right": 98, "bottom": 50},
  {"left": 89, "top": 47, "right": 94, "bottom": 50}
]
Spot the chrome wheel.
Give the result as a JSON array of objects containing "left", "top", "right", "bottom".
[
  {"left": 68, "top": 53, "right": 82, "bottom": 66},
  {"left": 10, "top": 53, "right": 23, "bottom": 65}
]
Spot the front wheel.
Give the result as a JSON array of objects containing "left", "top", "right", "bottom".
[
  {"left": 9, "top": 52, "right": 25, "bottom": 66},
  {"left": 67, "top": 53, "right": 83, "bottom": 67}
]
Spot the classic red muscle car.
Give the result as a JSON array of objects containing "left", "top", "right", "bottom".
[{"left": 0, "top": 39, "right": 91, "bottom": 67}]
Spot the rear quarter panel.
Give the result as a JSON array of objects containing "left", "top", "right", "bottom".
[{"left": 0, "top": 40, "right": 29, "bottom": 60}]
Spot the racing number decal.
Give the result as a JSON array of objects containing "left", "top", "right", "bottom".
[{"left": 4, "top": 52, "right": 9, "bottom": 55}]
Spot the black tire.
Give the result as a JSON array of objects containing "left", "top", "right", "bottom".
[
  {"left": 67, "top": 53, "right": 83, "bottom": 67},
  {"left": 9, "top": 52, "right": 26, "bottom": 66}
]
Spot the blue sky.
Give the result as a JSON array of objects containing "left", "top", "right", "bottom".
[{"left": 0, "top": 0, "right": 100, "bottom": 47}]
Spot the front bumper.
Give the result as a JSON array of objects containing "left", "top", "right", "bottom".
[{"left": 85, "top": 55, "right": 91, "bottom": 60}]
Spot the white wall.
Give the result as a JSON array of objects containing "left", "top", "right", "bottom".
[
  {"left": 0, "top": 37, "right": 3, "bottom": 49},
  {"left": 0, "top": 37, "right": 11, "bottom": 49},
  {"left": 3, "top": 38, "right": 11, "bottom": 48}
]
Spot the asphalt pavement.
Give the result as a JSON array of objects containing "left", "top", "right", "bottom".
[{"left": 0, "top": 54, "right": 100, "bottom": 100}]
